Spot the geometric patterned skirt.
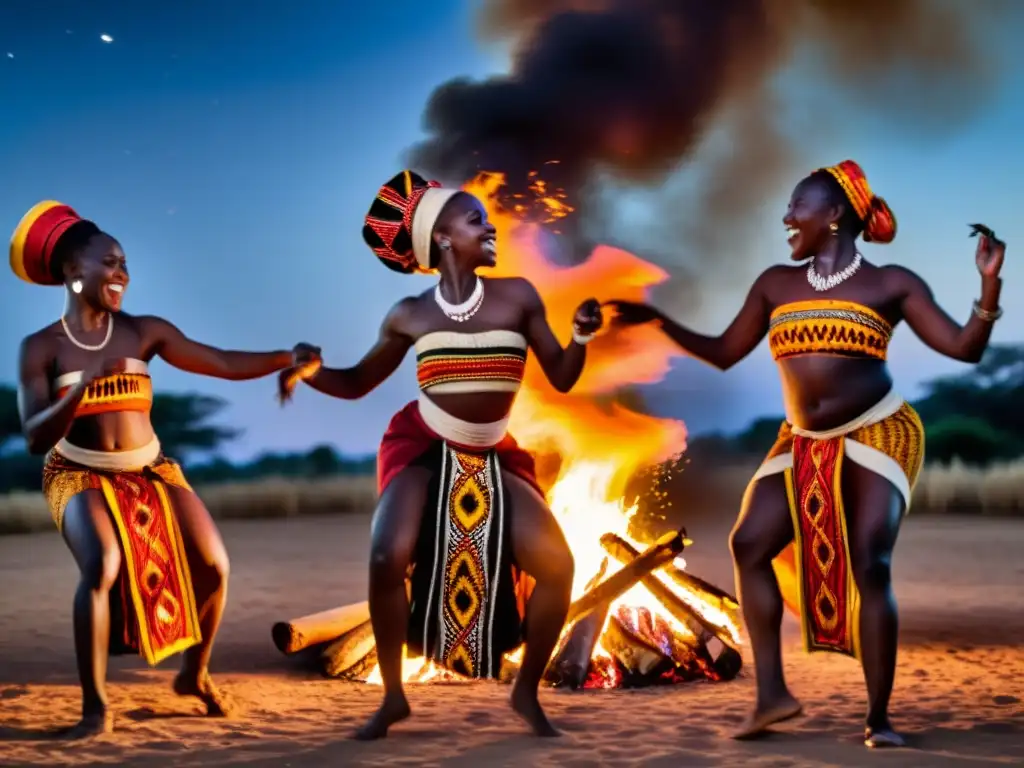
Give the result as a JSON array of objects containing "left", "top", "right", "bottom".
[
  {"left": 747, "top": 399, "right": 925, "bottom": 659},
  {"left": 42, "top": 450, "right": 202, "bottom": 666},
  {"left": 378, "top": 401, "right": 541, "bottom": 679}
]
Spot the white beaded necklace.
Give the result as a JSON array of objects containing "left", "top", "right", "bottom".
[
  {"left": 61, "top": 313, "right": 114, "bottom": 351},
  {"left": 807, "top": 251, "right": 862, "bottom": 292},
  {"left": 434, "top": 277, "right": 484, "bottom": 322}
]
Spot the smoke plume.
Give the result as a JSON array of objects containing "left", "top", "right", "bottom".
[{"left": 406, "top": 0, "right": 1013, "bottom": 312}]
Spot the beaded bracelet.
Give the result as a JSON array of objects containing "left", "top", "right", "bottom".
[{"left": 972, "top": 300, "right": 1003, "bottom": 322}]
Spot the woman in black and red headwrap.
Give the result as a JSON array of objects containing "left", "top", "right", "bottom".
[
  {"left": 609, "top": 160, "right": 1007, "bottom": 748},
  {"left": 10, "top": 201, "right": 320, "bottom": 738},
  {"left": 280, "top": 170, "right": 603, "bottom": 739}
]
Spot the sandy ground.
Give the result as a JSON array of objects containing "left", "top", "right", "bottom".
[{"left": 1, "top": 511, "right": 1022, "bottom": 767}]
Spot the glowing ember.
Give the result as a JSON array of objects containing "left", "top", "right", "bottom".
[{"left": 363, "top": 169, "right": 742, "bottom": 687}]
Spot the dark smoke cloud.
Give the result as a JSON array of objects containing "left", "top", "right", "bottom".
[{"left": 406, "top": 0, "right": 1015, "bottom": 312}]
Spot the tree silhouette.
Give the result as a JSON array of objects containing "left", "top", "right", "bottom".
[
  {"left": 0, "top": 384, "right": 21, "bottom": 453},
  {"left": 0, "top": 386, "right": 240, "bottom": 491},
  {"left": 147, "top": 392, "right": 241, "bottom": 461}
]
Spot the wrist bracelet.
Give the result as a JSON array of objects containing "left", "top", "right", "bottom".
[
  {"left": 572, "top": 329, "right": 595, "bottom": 345},
  {"left": 972, "top": 300, "right": 1002, "bottom": 322}
]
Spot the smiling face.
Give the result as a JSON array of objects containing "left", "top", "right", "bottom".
[
  {"left": 434, "top": 193, "right": 497, "bottom": 269},
  {"left": 783, "top": 175, "right": 844, "bottom": 261},
  {"left": 67, "top": 233, "right": 130, "bottom": 312}
]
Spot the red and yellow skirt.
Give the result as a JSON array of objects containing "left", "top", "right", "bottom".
[
  {"left": 747, "top": 399, "right": 925, "bottom": 659},
  {"left": 43, "top": 451, "right": 202, "bottom": 666}
]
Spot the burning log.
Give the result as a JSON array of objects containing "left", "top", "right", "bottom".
[
  {"left": 271, "top": 601, "right": 370, "bottom": 655},
  {"left": 600, "top": 533, "right": 743, "bottom": 680},
  {"left": 600, "top": 534, "right": 739, "bottom": 650},
  {"left": 545, "top": 558, "right": 611, "bottom": 688},
  {"left": 565, "top": 528, "right": 687, "bottom": 624},
  {"left": 602, "top": 613, "right": 674, "bottom": 681},
  {"left": 321, "top": 618, "right": 378, "bottom": 679}
]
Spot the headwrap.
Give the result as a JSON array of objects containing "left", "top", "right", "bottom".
[
  {"left": 363, "top": 170, "right": 459, "bottom": 273},
  {"left": 818, "top": 160, "right": 897, "bottom": 244},
  {"left": 9, "top": 201, "right": 84, "bottom": 285}
]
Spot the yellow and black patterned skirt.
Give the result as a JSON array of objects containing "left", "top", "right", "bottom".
[{"left": 406, "top": 442, "right": 524, "bottom": 679}]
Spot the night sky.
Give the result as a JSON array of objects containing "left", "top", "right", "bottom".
[{"left": 3, "top": 1, "right": 1022, "bottom": 460}]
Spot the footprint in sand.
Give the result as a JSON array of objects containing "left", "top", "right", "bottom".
[
  {"left": 992, "top": 695, "right": 1020, "bottom": 706},
  {"left": 0, "top": 686, "right": 29, "bottom": 700}
]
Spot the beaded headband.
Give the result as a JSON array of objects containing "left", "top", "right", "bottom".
[{"left": 363, "top": 170, "right": 459, "bottom": 273}]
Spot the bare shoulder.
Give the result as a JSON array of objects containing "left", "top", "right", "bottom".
[
  {"left": 752, "top": 264, "right": 800, "bottom": 298},
  {"left": 382, "top": 295, "right": 422, "bottom": 336},
  {"left": 126, "top": 312, "right": 168, "bottom": 335},
  {"left": 18, "top": 323, "right": 59, "bottom": 370},
  {"left": 486, "top": 276, "right": 541, "bottom": 306},
  {"left": 876, "top": 264, "right": 927, "bottom": 295}
]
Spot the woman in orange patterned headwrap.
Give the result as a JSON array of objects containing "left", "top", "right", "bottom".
[
  {"left": 11, "top": 202, "right": 319, "bottom": 738},
  {"left": 609, "top": 160, "right": 1006, "bottom": 748}
]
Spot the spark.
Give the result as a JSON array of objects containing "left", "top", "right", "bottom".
[
  {"left": 5, "top": 52, "right": 12, "bottom": 59},
  {"left": 100, "top": 34, "right": 114, "bottom": 43}
]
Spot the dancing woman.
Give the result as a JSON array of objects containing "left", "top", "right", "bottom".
[
  {"left": 609, "top": 160, "right": 1005, "bottom": 747},
  {"left": 281, "top": 170, "right": 602, "bottom": 739},
  {"left": 11, "top": 202, "right": 319, "bottom": 737}
]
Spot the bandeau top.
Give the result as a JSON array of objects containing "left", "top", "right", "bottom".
[
  {"left": 54, "top": 358, "right": 153, "bottom": 417},
  {"left": 768, "top": 300, "right": 892, "bottom": 362},
  {"left": 415, "top": 330, "right": 528, "bottom": 394}
]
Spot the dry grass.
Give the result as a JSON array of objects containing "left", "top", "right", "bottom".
[
  {"left": 0, "top": 474, "right": 379, "bottom": 535},
  {"left": 0, "top": 459, "right": 1022, "bottom": 535}
]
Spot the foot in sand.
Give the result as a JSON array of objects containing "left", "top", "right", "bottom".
[
  {"left": 865, "top": 724, "right": 905, "bottom": 748},
  {"left": 172, "top": 671, "right": 234, "bottom": 717},
  {"left": 732, "top": 694, "right": 804, "bottom": 740},
  {"left": 59, "top": 710, "right": 113, "bottom": 740},
  {"left": 511, "top": 682, "right": 561, "bottom": 737},
  {"left": 353, "top": 692, "right": 411, "bottom": 740}
]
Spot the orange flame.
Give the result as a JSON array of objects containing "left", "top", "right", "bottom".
[{"left": 365, "top": 169, "right": 741, "bottom": 686}]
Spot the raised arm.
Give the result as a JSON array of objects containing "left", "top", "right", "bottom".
[
  {"left": 894, "top": 268, "right": 1002, "bottom": 364},
  {"left": 893, "top": 228, "right": 1005, "bottom": 364},
  {"left": 302, "top": 299, "right": 415, "bottom": 400},
  {"left": 18, "top": 336, "right": 86, "bottom": 454},
  {"left": 139, "top": 315, "right": 294, "bottom": 380},
  {"left": 519, "top": 278, "right": 602, "bottom": 394},
  {"left": 608, "top": 268, "right": 775, "bottom": 371}
]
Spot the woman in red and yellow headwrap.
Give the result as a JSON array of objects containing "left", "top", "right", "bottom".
[
  {"left": 608, "top": 160, "right": 1006, "bottom": 748},
  {"left": 11, "top": 202, "right": 320, "bottom": 738},
  {"left": 280, "top": 170, "right": 603, "bottom": 740}
]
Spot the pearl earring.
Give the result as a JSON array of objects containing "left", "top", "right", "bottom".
[
  {"left": 70, "top": 279, "right": 83, "bottom": 294},
  {"left": 829, "top": 222, "right": 839, "bottom": 236}
]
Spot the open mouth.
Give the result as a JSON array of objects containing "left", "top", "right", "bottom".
[
  {"left": 104, "top": 282, "right": 126, "bottom": 304},
  {"left": 785, "top": 226, "right": 800, "bottom": 245},
  {"left": 482, "top": 237, "right": 497, "bottom": 256}
]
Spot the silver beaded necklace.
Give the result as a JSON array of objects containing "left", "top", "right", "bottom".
[
  {"left": 806, "top": 251, "right": 862, "bottom": 292},
  {"left": 434, "top": 276, "right": 484, "bottom": 322}
]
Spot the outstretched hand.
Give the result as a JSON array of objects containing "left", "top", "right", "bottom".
[
  {"left": 573, "top": 298, "right": 603, "bottom": 336},
  {"left": 970, "top": 223, "right": 1006, "bottom": 279},
  {"left": 604, "top": 300, "right": 662, "bottom": 326},
  {"left": 278, "top": 343, "right": 323, "bottom": 405},
  {"left": 292, "top": 342, "right": 322, "bottom": 367}
]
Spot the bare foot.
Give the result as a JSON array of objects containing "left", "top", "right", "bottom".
[
  {"left": 59, "top": 710, "right": 113, "bottom": 740},
  {"left": 865, "top": 726, "right": 905, "bottom": 748},
  {"left": 511, "top": 682, "right": 560, "bottom": 737},
  {"left": 173, "top": 671, "right": 235, "bottom": 717},
  {"left": 732, "top": 694, "right": 804, "bottom": 740},
  {"left": 353, "top": 693, "right": 411, "bottom": 740}
]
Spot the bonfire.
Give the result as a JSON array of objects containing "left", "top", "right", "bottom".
[{"left": 272, "top": 172, "right": 744, "bottom": 689}]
